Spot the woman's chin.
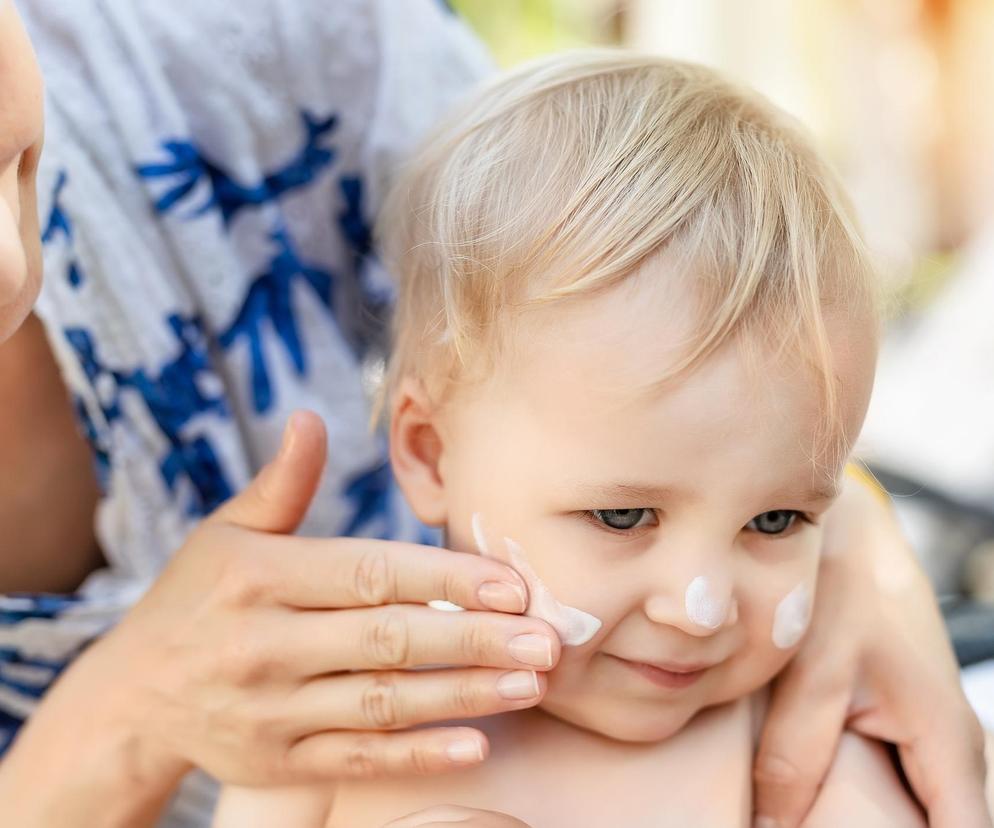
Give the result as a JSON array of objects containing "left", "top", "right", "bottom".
[{"left": 0, "top": 277, "right": 40, "bottom": 344}]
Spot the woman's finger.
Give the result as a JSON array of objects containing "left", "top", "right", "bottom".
[
  {"left": 753, "top": 655, "right": 854, "bottom": 827},
  {"left": 211, "top": 410, "right": 328, "bottom": 534},
  {"left": 895, "top": 704, "right": 990, "bottom": 828},
  {"left": 283, "top": 667, "right": 546, "bottom": 735},
  {"left": 249, "top": 533, "right": 531, "bottom": 614},
  {"left": 278, "top": 605, "right": 560, "bottom": 674},
  {"left": 281, "top": 726, "right": 490, "bottom": 783}
]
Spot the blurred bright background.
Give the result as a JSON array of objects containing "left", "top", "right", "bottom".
[{"left": 452, "top": 0, "right": 994, "bottom": 711}]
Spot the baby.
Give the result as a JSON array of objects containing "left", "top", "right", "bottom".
[{"left": 213, "top": 51, "right": 926, "bottom": 826}]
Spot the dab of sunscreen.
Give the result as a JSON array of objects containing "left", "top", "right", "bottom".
[
  {"left": 772, "top": 582, "right": 812, "bottom": 649},
  {"left": 684, "top": 575, "right": 731, "bottom": 630},
  {"left": 471, "top": 512, "right": 601, "bottom": 646},
  {"left": 501, "top": 537, "right": 602, "bottom": 646}
]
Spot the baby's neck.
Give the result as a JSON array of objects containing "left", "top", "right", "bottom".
[{"left": 463, "top": 700, "right": 757, "bottom": 826}]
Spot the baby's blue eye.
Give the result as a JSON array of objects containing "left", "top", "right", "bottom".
[
  {"left": 591, "top": 509, "right": 653, "bottom": 531},
  {"left": 747, "top": 510, "right": 798, "bottom": 535}
]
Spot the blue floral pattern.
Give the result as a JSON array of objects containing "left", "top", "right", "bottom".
[
  {"left": 136, "top": 112, "right": 339, "bottom": 225},
  {"left": 218, "top": 227, "right": 336, "bottom": 413},
  {"left": 2, "top": 3, "right": 491, "bottom": 822}
]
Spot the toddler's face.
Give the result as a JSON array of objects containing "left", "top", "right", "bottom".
[{"left": 405, "top": 260, "right": 876, "bottom": 742}]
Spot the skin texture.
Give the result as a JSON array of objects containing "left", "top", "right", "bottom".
[
  {"left": 1, "top": 413, "right": 566, "bottom": 826},
  {"left": 757, "top": 471, "right": 993, "bottom": 827},
  {"left": 0, "top": 3, "right": 100, "bottom": 596},
  {"left": 400, "top": 260, "right": 876, "bottom": 745},
  {"left": 383, "top": 806, "right": 531, "bottom": 827},
  {"left": 0, "top": 313, "right": 103, "bottom": 593},
  {"left": 0, "top": 4, "right": 988, "bottom": 825},
  {"left": 324, "top": 704, "right": 928, "bottom": 827},
  {"left": 0, "top": 0, "right": 44, "bottom": 342},
  {"left": 281, "top": 257, "right": 924, "bottom": 826}
]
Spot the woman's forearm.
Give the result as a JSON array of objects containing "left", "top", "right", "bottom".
[{"left": 0, "top": 636, "right": 188, "bottom": 827}]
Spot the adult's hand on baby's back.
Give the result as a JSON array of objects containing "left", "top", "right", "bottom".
[
  {"left": 383, "top": 805, "right": 532, "bottom": 827},
  {"left": 0, "top": 411, "right": 560, "bottom": 826},
  {"left": 753, "top": 471, "right": 991, "bottom": 828}
]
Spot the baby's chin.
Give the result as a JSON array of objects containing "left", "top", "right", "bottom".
[{"left": 538, "top": 692, "right": 705, "bottom": 743}]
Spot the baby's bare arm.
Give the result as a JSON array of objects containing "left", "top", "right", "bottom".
[{"left": 212, "top": 785, "right": 333, "bottom": 828}]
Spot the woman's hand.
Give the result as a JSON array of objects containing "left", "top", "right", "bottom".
[
  {"left": 383, "top": 805, "right": 532, "bottom": 827},
  {"left": 0, "top": 412, "right": 559, "bottom": 827},
  {"left": 753, "top": 471, "right": 991, "bottom": 828}
]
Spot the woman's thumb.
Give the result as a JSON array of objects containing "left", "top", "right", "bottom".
[{"left": 211, "top": 410, "right": 327, "bottom": 534}]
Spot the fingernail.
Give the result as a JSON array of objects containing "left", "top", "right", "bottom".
[
  {"left": 496, "top": 670, "right": 540, "bottom": 700},
  {"left": 508, "top": 633, "right": 554, "bottom": 668},
  {"left": 278, "top": 412, "right": 300, "bottom": 458},
  {"left": 445, "top": 737, "right": 485, "bottom": 765},
  {"left": 754, "top": 818, "right": 780, "bottom": 828},
  {"left": 478, "top": 580, "right": 527, "bottom": 614}
]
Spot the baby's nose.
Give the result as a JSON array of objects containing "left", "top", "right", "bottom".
[{"left": 644, "top": 572, "right": 738, "bottom": 636}]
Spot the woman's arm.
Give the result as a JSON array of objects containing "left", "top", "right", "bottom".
[{"left": 0, "top": 314, "right": 103, "bottom": 593}]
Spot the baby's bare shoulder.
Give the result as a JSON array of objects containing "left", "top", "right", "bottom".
[
  {"left": 330, "top": 704, "right": 756, "bottom": 827},
  {"left": 800, "top": 732, "right": 926, "bottom": 827},
  {"left": 212, "top": 785, "right": 333, "bottom": 828}
]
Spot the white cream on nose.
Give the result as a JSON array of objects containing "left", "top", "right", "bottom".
[{"left": 684, "top": 575, "right": 734, "bottom": 630}]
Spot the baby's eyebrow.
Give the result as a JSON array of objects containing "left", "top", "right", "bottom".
[
  {"left": 773, "top": 478, "right": 841, "bottom": 504},
  {"left": 564, "top": 478, "right": 841, "bottom": 506},
  {"left": 564, "top": 481, "right": 675, "bottom": 505}
]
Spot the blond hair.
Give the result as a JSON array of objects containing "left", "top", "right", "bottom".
[{"left": 377, "top": 50, "right": 879, "bottom": 462}]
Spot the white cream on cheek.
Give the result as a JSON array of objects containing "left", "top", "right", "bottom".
[
  {"left": 771, "top": 582, "right": 813, "bottom": 649},
  {"left": 684, "top": 575, "right": 732, "bottom": 629},
  {"left": 473, "top": 513, "right": 602, "bottom": 646}
]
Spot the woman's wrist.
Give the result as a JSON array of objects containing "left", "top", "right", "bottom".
[{"left": 0, "top": 633, "right": 190, "bottom": 827}]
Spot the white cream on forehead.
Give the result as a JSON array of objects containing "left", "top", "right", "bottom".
[
  {"left": 684, "top": 575, "right": 731, "bottom": 630},
  {"left": 772, "top": 582, "right": 812, "bottom": 649},
  {"left": 472, "top": 513, "right": 602, "bottom": 646}
]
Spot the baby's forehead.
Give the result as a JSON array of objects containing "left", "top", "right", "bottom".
[
  {"left": 452, "top": 302, "right": 861, "bottom": 487},
  {"left": 458, "top": 343, "right": 844, "bottom": 513},
  {"left": 501, "top": 264, "right": 802, "bottom": 405}
]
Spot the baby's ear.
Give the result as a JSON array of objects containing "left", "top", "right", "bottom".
[{"left": 389, "top": 377, "right": 448, "bottom": 526}]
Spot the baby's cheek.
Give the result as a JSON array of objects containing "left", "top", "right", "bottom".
[{"left": 732, "top": 559, "right": 819, "bottom": 686}]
